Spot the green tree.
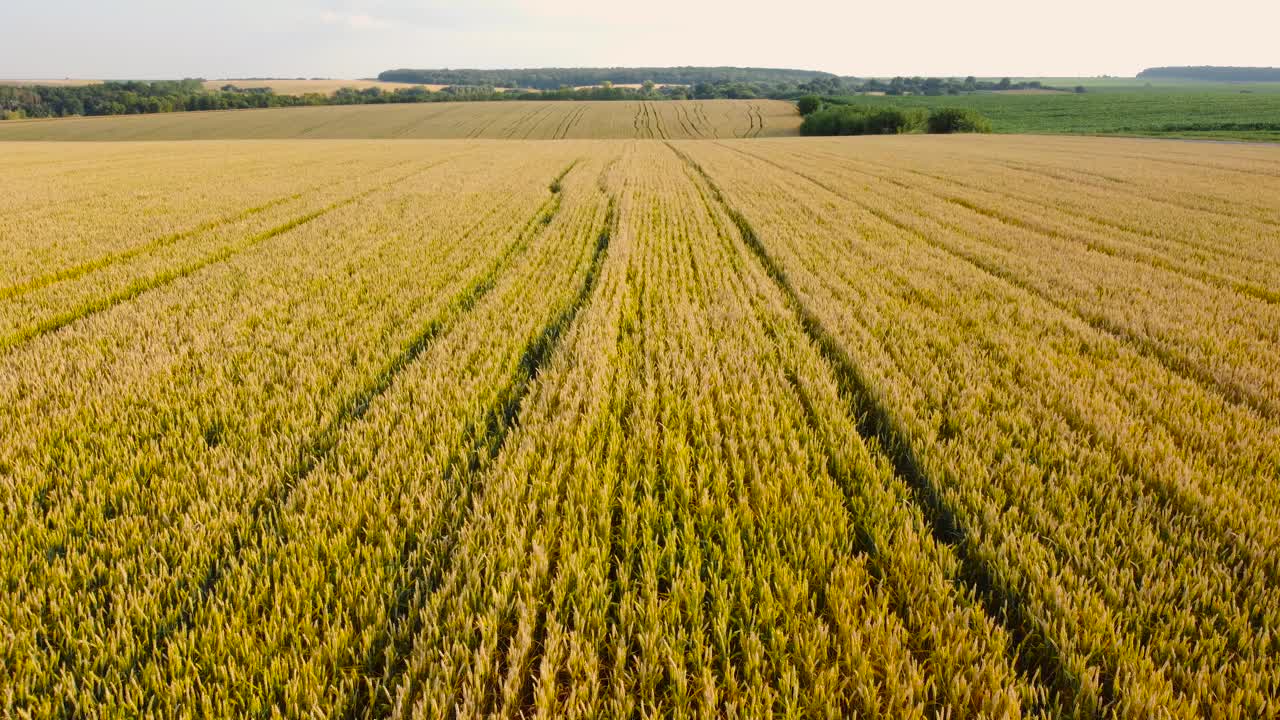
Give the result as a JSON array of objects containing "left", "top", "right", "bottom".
[
  {"left": 926, "top": 107, "right": 992, "bottom": 133},
  {"left": 796, "top": 95, "right": 823, "bottom": 115}
]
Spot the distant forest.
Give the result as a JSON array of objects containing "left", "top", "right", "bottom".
[
  {"left": 378, "top": 67, "right": 1058, "bottom": 97},
  {"left": 1138, "top": 66, "right": 1280, "bottom": 82},
  {"left": 1, "top": 70, "right": 1063, "bottom": 121},
  {"left": 378, "top": 66, "right": 837, "bottom": 89},
  {"left": 0, "top": 78, "right": 809, "bottom": 120}
]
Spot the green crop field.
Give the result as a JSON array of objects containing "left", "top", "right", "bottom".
[
  {"left": 2, "top": 133, "right": 1278, "bottom": 718},
  {"left": 1008, "top": 77, "right": 1280, "bottom": 92},
  {"left": 823, "top": 88, "right": 1280, "bottom": 141},
  {"left": 0, "top": 99, "right": 798, "bottom": 141}
]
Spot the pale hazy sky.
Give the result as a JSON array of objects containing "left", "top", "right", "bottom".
[{"left": 2, "top": 0, "right": 1277, "bottom": 79}]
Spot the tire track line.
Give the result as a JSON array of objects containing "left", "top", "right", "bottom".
[
  {"left": 117, "top": 160, "right": 585, "bottom": 695},
  {"left": 350, "top": 182, "right": 617, "bottom": 720},
  {"left": 649, "top": 102, "right": 669, "bottom": 140},
  {"left": 715, "top": 140, "right": 1280, "bottom": 580},
  {"left": 667, "top": 140, "right": 1078, "bottom": 715}
]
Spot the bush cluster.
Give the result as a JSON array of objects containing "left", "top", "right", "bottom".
[
  {"left": 800, "top": 103, "right": 992, "bottom": 136},
  {"left": 925, "top": 107, "right": 993, "bottom": 133}
]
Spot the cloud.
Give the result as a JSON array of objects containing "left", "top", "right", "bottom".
[{"left": 319, "top": 10, "right": 393, "bottom": 30}]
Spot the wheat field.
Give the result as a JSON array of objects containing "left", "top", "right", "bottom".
[
  {"left": 0, "top": 100, "right": 798, "bottom": 141},
  {"left": 1, "top": 135, "right": 1278, "bottom": 718}
]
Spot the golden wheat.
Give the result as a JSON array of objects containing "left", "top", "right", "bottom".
[
  {"left": 0, "top": 100, "right": 801, "bottom": 141},
  {"left": 1, "top": 135, "right": 1276, "bottom": 718}
]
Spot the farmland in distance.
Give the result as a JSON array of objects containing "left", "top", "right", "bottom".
[
  {"left": 199, "top": 79, "right": 451, "bottom": 95},
  {"left": 1, "top": 135, "right": 1278, "bottom": 718},
  {"left": 0, "top": 99, "right": 797, "bottom": 141},
  {"left": 818, "top": 90, "right": 1280, "bottom": 141}
]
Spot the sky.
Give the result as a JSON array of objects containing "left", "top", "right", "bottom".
[{"left": 2, "top": 0, "right": 1277, "bottom": 80}]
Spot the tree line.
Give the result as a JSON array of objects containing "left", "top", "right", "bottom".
[
  {"left": 379, "top": 68, "right": 1070, "bottom": 98},
  {"left": 857, "top": 76, "right": 1079, "bottom": 95},
  {"left": 1138, "top": 66, "right": 1280, "bottom": 82},
  {"left": 0, "top": 80, "right": 306, "bottom": 119},
  {"left": 0, "top": 78, "right": 832, "bottom": 120},
  {"left": 377, "top": 66, "right": 837, "bottom": 90},
  {"left": 1, "top": 72, "right": 1072, "bottom": 122},
  {"left": 0, "top": 80, "right": 644, "bottom": 119}
]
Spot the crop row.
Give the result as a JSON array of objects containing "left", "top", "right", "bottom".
[
  {"left": 2, "top": 136, "right": 1277, "bottom": 717},
  {"left": 383, "top": 144, "right": 1039, "bottom": 718},
  {"left": 0, "top": 142, "right": 590, "bottom": 714},
  {"left": 679, "top": 136, "right": 1279, "bottom": 717}
]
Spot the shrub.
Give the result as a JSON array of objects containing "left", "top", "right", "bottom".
[
  {"left": 800, "top": 105, "right": 927, "bottom": 136},
  {"left": 926, "top": 107, "right": 992, "bottom": 134},
  {"left": 796, "top": 95, "right": 823, "bottom": 116}
]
